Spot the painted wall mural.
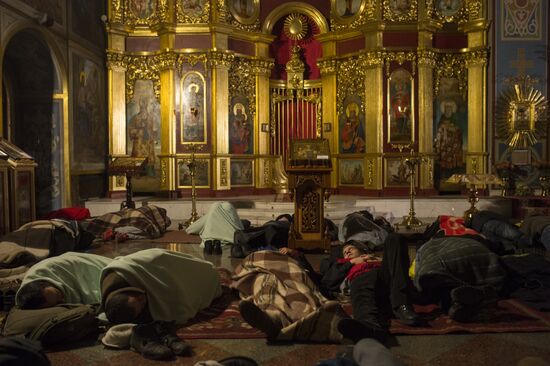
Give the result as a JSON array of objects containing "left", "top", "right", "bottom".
[
  {"left": 495, "top": 0, "right": 548, "bottom": 188},
  {"left": 180, "top": 71, "right": 207, "bottom": 144},
  {"left": 229, "top": 96, "right": 253, "bottom": 154},
  {"left": 339, "top": 95, "right": 365, "bottom": 153},
  {"left": 388, "top": 68, "right": 414, "bottom": 143},
  {"left": 126, "top": 80, "right": 161, "bottom": 192},
  {"left": 72, "top": 53, "right": 106, "bottom": 171},
  {"left": 433, "top": 77, "right": 467, "bottom": 189}
]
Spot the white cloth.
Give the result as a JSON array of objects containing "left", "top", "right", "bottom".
[
  {"left": 101, "top": 249, "right": 222, "bottom": 324},
  {"left": 186, "top": 202, "right": 244, "bottom": 247},
  {"left": 16, "top": 252, "right": 113, "bottom": 306}
]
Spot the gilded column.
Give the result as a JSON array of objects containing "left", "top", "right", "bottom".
[
  {"left": 317, "top": 32, "right": 338, "bottom": 188},
  {"left": 417, "top": 50, "right": 437, "bottom": 190},
  {"left": 209, "top": 51, "right": 233, "bottom": 190},
  {"left": 106, "top": 27, "right": 128, "bottom": 194},
  {"left": 364, "top": 52, "right": 385, "bottom": 190},
  {"left": 252, "top": 58, "right": 275, "bottom": 188},
  {"left": 460, "top": 1, "right": 489, "bottom": 174}
]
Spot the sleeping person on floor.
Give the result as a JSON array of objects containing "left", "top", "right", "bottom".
[
  {"left": 186, "top": 201, "right": 245, "bottom": 255},
  {"left": 232, "top": 233, "right": 422, "bottom": 345}
]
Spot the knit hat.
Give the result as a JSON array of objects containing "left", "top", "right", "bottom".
[{"left": 101, "top": 323, "right": 136, "bottom": 349}]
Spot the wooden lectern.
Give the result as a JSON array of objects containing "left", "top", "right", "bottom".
[
  {"left": 108, "top": 157, "right": 147, "bottom": 210},
  {"left": 286, "top": 139, "right": 332, "bottom": 251}
]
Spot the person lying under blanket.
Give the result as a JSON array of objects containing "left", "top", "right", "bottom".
[
  {"left": 520, "top": 215, "right": 550, "bottom": 250},
  {"left": 100, "top": 248, "right": 222, "bottom": 325},
  {"left": 15, "top": 252, "right": 113, "bottom": 309},
  {"left": 233, "top": 233, "right": 422, "bottom": 344},
  {"left": 80, "top": 205, "right": 171, "bottom": 241},
  {"left": 186, "top": 202, "right": 245, "bottom": 255}
]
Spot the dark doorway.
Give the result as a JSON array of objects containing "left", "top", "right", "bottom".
[{"left": 2, "top": 30, "right": 60, "bottom": 217}]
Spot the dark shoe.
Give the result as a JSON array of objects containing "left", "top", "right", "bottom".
[
  {"left": 450, "top": 286, "right": 484, "bottom": 306},
  {"left": 238, "top": 300, "right": 281, "bottom": 339},
  {"left": 218, "top": 356, "right": 259, "bottom": 366},
  {"left": 204, "top": 240, "right": 213, "bottom": 255},
  {"left": 154, "top": 321, "right": 192, "bottom": 357},
  {"left": 393, "top": 304, "right": 422, "bottom": 326},
  {"left": 230, "top": 244, "right": 247, "bottom": 258},
  {"left": 213, "top": 240, "right": 222, "bottom": 255},
  {"left": 448, "top": 302, "right": 477, "bottom": 322},
  {"left": 130, "top": 323, "right": 174, "bottom": 361},
  {"left": 337, "top": 318, "right": 387, "bottom": 344}
]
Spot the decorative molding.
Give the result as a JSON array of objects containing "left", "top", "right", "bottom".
[
  {"left": 106, "top": 50, "right": 127, "bottom": 71},
  {"left": 156, "top": 52, "right": 178, "bottom": 70},
  {"left": 220, "top": 158, "right": 228, "bottom": 187},
  {"left": 367, "top": 158, "right": 374, "bottom": 186},
  {"left": 363, "top": 51, "right": 385, "bottom": 68},
  {"left": 229, "top": 57, "right": 256, "bottom": 120},
  {"left": 384, "top": 51, "right": 417, "bottom": 77},
  {"left": 337, "top": 56, "right": 365, "bottom": 120},
  {"left": 466, "top": 0, "right": 482, "bottom": 20},
  {"left": 318, "top": 59, "right": 338, "bottom": 75},
  {"left": 417, "top": 49, "right": 437, "bottom": 68},
  {"left": 176, "top": 53, "right": 208, "bottom": 75},
  {"left": 433, "top": 53, "right": 467, "bottom": 98},
  {"left": 250, "top": 59, "right": 275, "bottom": 76},
  {"left": 464, "top": 49, "right": 488, "bottom": 67},
  {"left": 208, "top": 50, "right": 235, "bottom": 68},
  {"left": 125, "top": 54, "right": 161, "bottom": 102},
  {"left": 111, "top": 0, "right": 124, "bottom": 23},
  {"left": 161, "top": 159, "right": 167, "bottom": 186}
]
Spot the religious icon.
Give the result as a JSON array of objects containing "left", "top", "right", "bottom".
[
  {"left": 334, "top": 0, "right": 362, "bottom": 19},
  {"left": 230, "top": 160, "right": 254, "bottom": 186},
  {"left": 229, "top": 0, "right": 258, "bottom": 24},
  {"left": 385, "top": 158, "right": 411, "bottom": 187},
  {"left": 390, "top": 0, "right": 411, "bottom": 15},
  {"left": 180, "top": 72, "right": 207, "bottom": 144},
  {"left": 129, "top": 0, "right": 155, "bottom": 18},
  {"left": 340, "top": 159, "right": 364, "bottom": 185},
  {"left": 178, "top": 158, "right": 210, "bottom": 187},
  {"left": 388, "top": 68, "right": 414, "bottom": 143},
  {"left": 340, "top": 98, "right": 365, "bottom": 154},
  {"left": 434, "top": 100, "right": 464, "bottom": 170},
  {"left": 127, "top": 97, "right": 159, "bottom": 177},
  {"left": 229, "top": 100, "right": 252, "bottom": 154},
  {"left": 436, "top": 0, "right": 463, "bottom": 16}
]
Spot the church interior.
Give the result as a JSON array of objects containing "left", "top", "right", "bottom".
[{"left": 1, "top": 0, "right": 550, "bottom": 365}]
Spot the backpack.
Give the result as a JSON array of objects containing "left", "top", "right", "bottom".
[
  {"left": 0, "top": 337, "right": 51, "bottom": 366},
  {"left": 2, "top": 304, "right": 99, "bottom": 348}
]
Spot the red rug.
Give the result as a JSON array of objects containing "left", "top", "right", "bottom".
[{"left": 178, "top": 294, "right": 550, "bottom": 340}]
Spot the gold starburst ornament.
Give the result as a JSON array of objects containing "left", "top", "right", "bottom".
[
  {"left": 496, "top": 76, "right": 547, "bottom": 149},
  {"left": 284, "top": 14, "right": 308, "bottom": 41}
]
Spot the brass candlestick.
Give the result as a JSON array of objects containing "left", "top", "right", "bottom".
[
  {"left": 184, "top": 146, "right": 200, "bottom": 226},
  {"left": 401, "top": 148, "right": 424, "bottom": 229}
]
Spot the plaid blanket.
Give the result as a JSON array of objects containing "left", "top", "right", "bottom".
[
  {"left": 231, "top": 251, "right": 344, "bottom": 343},
  {"left": 82, "top": 205, "right": 170, "bottom": 239}
]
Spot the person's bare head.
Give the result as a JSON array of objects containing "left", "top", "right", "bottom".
[
  {"left": 105, "top": 290, "right": 147, "bottom": 324},
  {"left": 18, "top": 280, "right": 65, "bottom": 309}
]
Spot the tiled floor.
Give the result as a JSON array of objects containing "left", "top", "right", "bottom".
[{"left": 43, "top": 239, "right": 550, "bottom": 366}]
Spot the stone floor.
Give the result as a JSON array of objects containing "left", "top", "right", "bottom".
[{"left": 43, "top": 239, "right": 550, "bottom": 366}]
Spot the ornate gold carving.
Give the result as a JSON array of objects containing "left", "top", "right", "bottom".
[
  {"left": 264, "top": 158, "right": 272, "bottom": 186},
  {"left": 367, "top": 158, "right": 374, "bottom": 186},
  {"left": 220, "top": 159, "right": 228, "bottom": 187},
  {"left": 383, "top": 0, "right": 418, "bottom": 22},
  {"left": 125, "top": 0, "right": 158, "bottom": 27},
  {"left": 496, "top": 76, "right": 548, "bottom": 148},
  {"left": 363, "top": 51, "right": 385, "bottom": 68},
  {"left": 250, "top": 59, "right": 274, "bottom": 76},
  {"left": 216, "top": 0, "right": 231, "bottom": 23},
  {"left": 432, "top": 0, "right": 467, "bottom": 23},
  {"left": 385, "top": 51, "right": 417, "bottom": 77},
  {"left": 177, "top": 0, "right": 210, "bottom": 23},
  {"left": 434, "top": 53, "right": 467, "bottom": 98},
  {"left": 106, "top": 50, "right": 127, "bottom": 71},
  {"left": 156, "top": 52, "right": 178, "bottom": 70},
  {"left": 284, "top": 13, "right": 308, "bottom": 40},
  {"left": 317, "top": 59, "right": 338, "bottom": 75},
  {"left": 125, "top": 54, "right": 161, "bottom": 102},
  {"left": 464, "top": 49, "right": 488, "bottom": 67},
  {"left": 471, "top": 157, "right": 478, "bottom": 174},
  {"left": 176, "top": 53, "right": 208, "bottom": 74},
  {"left": 286, "top": 46, "right": 306, "bottom": 90},
  {"left": 466, "top": 0, "right": 482, "bottom": 20},
  {"left": 301, "top": 191, "right": 320, "bottom": 232},
  {"left": 229, "top": 57, "right": 256, "bottom": 121},
  {"left": 417, "top": 50, "right": 437, "bottom": 68},
  {"left": 153, "top": 0, "right": 170, "bottom": 24},
  {"left": 111, "top": 0, "right": 123, "bottom": 23},
  {"left": 208, "top": 51, "right": 235, "bottom": 68},
  {"left": 161, "top": 159, "right": 167, "bottom": 186},
  {"left": 330, "top": 0, "right": 376, "bottom": 31},
  {"left": 337, "top": 56, "right": 365, "bottom": 122}
]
